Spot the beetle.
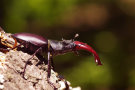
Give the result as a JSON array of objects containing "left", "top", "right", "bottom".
[{"left": 11, "top": 33, "right": 102, "bottom": 89}]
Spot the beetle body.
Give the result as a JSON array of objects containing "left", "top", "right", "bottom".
[
  {"left": 12, "top": 33, "right": 48, "bottom": 54},
  {"left": 12, "top": 33, "right": 102, "bottom": 65},
  {"left": 12, "top": 33, "right": 75, "bottom": 56},
  {"left": 11, "top": 33, "right": 102, "bottom": 89}
]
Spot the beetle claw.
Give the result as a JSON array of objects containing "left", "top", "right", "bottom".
[{"left": 73, "top": 41, "right": 102, "bottom": 65}]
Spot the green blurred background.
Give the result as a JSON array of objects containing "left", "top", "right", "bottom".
[{"left": 0, "top": 0, "right": 135, "bottom": 90}]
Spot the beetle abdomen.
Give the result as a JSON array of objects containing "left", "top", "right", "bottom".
[{"left": 12, "top": 33, "right": 48, "bottom": 46}]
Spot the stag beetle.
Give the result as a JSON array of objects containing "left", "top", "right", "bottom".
[{"left": 11, "top": 33, "right": 102, "bottom": 89}]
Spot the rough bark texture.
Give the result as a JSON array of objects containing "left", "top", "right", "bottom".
[
  {"left": 0, "top": 27, "right": 81, "bottom": 90},
  {"left": 1, "top": 50, "right": 59, "bottom": 90}
]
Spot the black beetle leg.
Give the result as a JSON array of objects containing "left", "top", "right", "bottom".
[
  {"left": 22, "top": 47, "right": 42, "bottom": 79},
  {"left": 0, "top": 41, "right": 24, "bottom": 53},
  {"left": 36, "top": 54, "right": 48, "bottom": 66},
  {"left": 11, "top": 41, "right": 25, "bottom": 50},
  {"left": 47, "top": 51, "right": 51, "bottom": 78},
  {"left": 51, "top": 57, "right": 55, "bottom": 71},
  {"left": 0, "top": 48, "right": 9, "bottom": 53},
  {"left": 47, "top": 51, "right": 57, "bottom": 90}
]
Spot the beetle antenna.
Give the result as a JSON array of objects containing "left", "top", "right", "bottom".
[
  {"left": 62, "top": 38, "right": 65, "bottom": 41},
  {"left": 72, "top": 33, "right": 79, "bottom": 41}
]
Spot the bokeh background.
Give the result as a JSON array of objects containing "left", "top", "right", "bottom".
[{"left": 0, "top": 0, "right": 135, "bottom": 90}]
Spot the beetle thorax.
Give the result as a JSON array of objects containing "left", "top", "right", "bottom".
[{"left": 49, "top": 40, "right": 75, "bottom": 55}]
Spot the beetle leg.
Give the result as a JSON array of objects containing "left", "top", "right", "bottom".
[
  {"left": 47, "top": 51, "right": 57, "bottom": 90},
  {"left": 51, "top": 57, "right": 55, "bottom": 71},
  {"left": 36, "top": 54, "right": 48, "bottom": 66},
  {"left": 11, "top": 40, "right": 25, "bottom": 50},
  {"left": 47, "top": 40, "right": 51, "bottom": 78},
  {"left": 13, "top": 37, "right": 18, "bottom": 48},
  {"left": 22, "top": 47, "right": 42, "bottom": 79},
  {"left": 47, "top": 40, "right": 57, "bottom": 89},
  {"left": 0, "top": 38, "right": 22, "bottom": 53},
  {"left": 47, "top": 51, "right": 53, "bottom": 78},
  {"left": 0, "top": 48, "right": 9, "bottom": 53}
]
